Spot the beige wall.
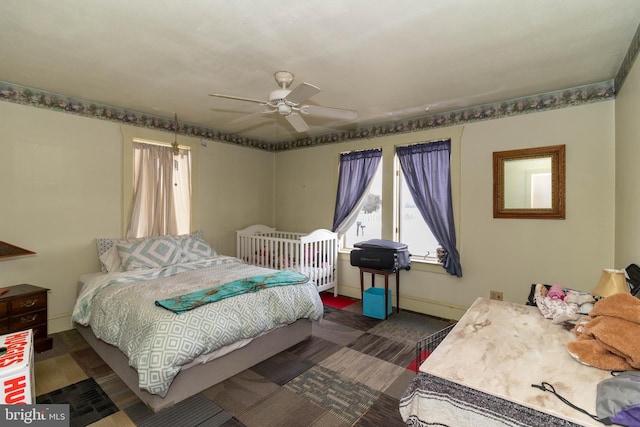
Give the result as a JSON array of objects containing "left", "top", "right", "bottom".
[
  {"left": 275, "top": 101, "right": 616, "bottom": 319},
  {"left": 0, "top": 101, "right": 274, "bottom": 333},
  {"left": 615, "top": 56, "right": 640, "bottom": 267},
  {"left": 0, "top": 88, "right": 623, "bottom": 330}
]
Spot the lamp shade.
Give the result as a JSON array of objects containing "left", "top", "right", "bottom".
[{"left": 591, "top": 269, "right": 630, "bottom": 297}]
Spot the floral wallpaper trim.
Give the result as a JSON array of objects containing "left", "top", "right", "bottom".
[
  {"left": 0, "top": 82, "right": 274, "bottom": 152},
  {"left": 276, "top": 80, "right": 615, "bottom": 151},
  {"left": 0, "top": 79, "right": 616, "bottom": 152},
  {"left": 615, "top": 21, "right": 640, "bottom": 92}
]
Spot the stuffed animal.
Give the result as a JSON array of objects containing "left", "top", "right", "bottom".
[{"left": 548, "top": 285, "right": 565, "bottom": 300}]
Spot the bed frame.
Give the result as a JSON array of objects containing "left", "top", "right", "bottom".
[
  {"left": 237, "top": 224, "right": 339, "bottom": 296},
  {"left": 75, "top": 319, "right": 312, "bottom": 413}
]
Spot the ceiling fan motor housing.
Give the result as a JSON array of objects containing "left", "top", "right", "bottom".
[{"left": 269, "top": 89, "right": 292, "bottom": 103}]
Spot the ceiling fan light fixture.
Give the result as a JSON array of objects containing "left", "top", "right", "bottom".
[{"left": 277, "top": 103, "right": 292, "bottom": 115}]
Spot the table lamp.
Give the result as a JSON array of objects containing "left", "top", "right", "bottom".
[{"left": 591, "top": 268, "right": 630, "bottom": 297}]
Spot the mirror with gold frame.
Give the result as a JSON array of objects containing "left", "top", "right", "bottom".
[{"left": 493, "top": 145, "right": 565, "bottom": 219}]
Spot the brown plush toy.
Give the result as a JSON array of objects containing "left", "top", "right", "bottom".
[{"left": 567, "top": 293, "right": 640, "bottom": 370}]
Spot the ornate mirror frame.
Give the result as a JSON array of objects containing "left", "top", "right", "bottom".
[{"left": 493, "top": 145, "right": 565, "bottom": 219}]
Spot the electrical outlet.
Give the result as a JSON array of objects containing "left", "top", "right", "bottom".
[{"left": 490, "top": 290, "right": 503, "bottom": 301}]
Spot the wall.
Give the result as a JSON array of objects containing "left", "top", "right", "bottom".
[
  {"left": 615, "top": 55, "right": 640, "bottom": 267},
  {"left": 0, "top": 94, "right": 621, "bottom": 330},
  {"left": 275, "top": 101, "right": 616, "bottom": 319},
  {"left": 0, "top": 101, "right": 275, "bottom": 333}
]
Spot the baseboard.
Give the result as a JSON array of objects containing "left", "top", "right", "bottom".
[
  {"left": 48, "top": 312, "right": 73, "bottom": 334},
  {"left": 337, "top": 283, "right": 467, "bottom": 321}
]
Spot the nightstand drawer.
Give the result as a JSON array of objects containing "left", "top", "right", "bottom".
[
  {"left": 10, "top": 292, "right": 47, "bottom": 315},
  {"left": 10, "top": 308, "right": 46, "bottom": 331},
  {"left": 0, "top": 284, "right": 52, "bottom": 353}
]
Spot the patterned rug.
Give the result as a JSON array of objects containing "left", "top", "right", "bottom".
[
  {"left": 131, "top": 394, "right": 238, "bottom": 427},
  {"left": 34, "top": 294, "right": 454, "bottom": 426},
  {"left": 36, "top": 377, "right": 118, "bottom": 427}
]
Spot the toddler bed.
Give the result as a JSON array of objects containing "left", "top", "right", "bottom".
[
  {"left": 73, "top": 232, "right": 323, "bottom": 412},
  {"left": 237, "top": 224, "right": 339, "bottom": 296}
]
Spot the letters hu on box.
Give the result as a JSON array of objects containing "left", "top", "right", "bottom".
[{"left": 0, "top": 329, "right": 34, "bottom": 404}]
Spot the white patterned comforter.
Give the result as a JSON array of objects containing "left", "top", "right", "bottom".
[{"left": 71, "top": 255, "right": 324, "bottom": 397}]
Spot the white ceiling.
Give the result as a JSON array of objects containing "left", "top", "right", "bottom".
[{"left": 2, "top": 0, "right": 640, "bottom": 144}]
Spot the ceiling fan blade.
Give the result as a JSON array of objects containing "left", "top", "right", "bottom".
[
  {"left": 285, "top": 112, "right": 310, "bottom": 132},
  {"left": 284, "top": 82, "right": 321, "bottom": 105},
  {"left": 230, "top": 109, "right": 276, "bottom": 125},
  {"left": 209, "top": 93, "right": 268, "bottom": 105},
  {"left": 299, "top": 104, "right": 358, "bottom": 121}
]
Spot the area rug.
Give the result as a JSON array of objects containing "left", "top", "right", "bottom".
[
  {"left": 36, "top": 377, "right": 118, "bottom": 427},
  {"left": 319, "top": 292, "right": 357, "bottom": 309},
  {"left": 130, "top": 394, "right": 236, "bottom": 427},
  {"left": 285, "top": 364, "right": 380, "bottom": 425}
]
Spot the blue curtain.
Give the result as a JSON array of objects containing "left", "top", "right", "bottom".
[
  {"left": 332, "top": 149, "right": 382, "bottom": 233},
  {"left": 396, "top": 140, "right": 462, "bottom": 277}
]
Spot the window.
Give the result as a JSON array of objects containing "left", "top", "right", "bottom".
[
  {"left": 343, "top": 164, "right": 382, "bottom": 248},
  {"left": 339, "top": 150, "right": 444, "bottom": 260},
  {"left": 340, "top": 148, "right": 445, "bottom": 261},
  {"left": 396, "top": 139, "right": 461, "bottom": 275},
  {"left": 397, "top": 166, "right": 440, "bottom": 260},
  {"left": 333, "top": 128, "right": 462, "bottom": 275},
  {"left": 127, "top": 140, "right": 191, "bottom": 238}
]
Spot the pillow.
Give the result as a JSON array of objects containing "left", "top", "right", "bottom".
[
  {"left": 97, "top": 236, "right": 144, "bottom": 272},
  {"left": 117, "top": 236, "right": 182, "bottom": 271},
  {"left": 99, "top": 245, "right": 123, "bottom": 273},
  {"left": 96, "top": 238, "right": 120, "bottom": 273},
  {"left": 179, "top": 235, "right": 216, "bottom": 262},
  {"left": 172, "top": 230, "right": 202, "bottom": 247}
]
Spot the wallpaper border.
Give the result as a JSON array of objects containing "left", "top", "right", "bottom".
[{"left": 0, "top": 79, "right": 616, "bottom": 152}]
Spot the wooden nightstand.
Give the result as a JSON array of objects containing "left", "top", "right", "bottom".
[{"left": 0, "top": 284, "right": 53, "bottom": 352}]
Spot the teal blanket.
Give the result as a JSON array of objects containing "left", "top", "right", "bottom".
[{"left": 155, "top": 270, "right": 309, "bottom": 314}]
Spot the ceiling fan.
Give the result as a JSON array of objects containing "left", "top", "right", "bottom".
[{"left": 209, "top": 71, "right": 358, "bottom": 133}]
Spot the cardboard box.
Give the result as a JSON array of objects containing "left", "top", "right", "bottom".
[
  {"left": 0, "top": 329, "right": 34, "bottom": 404},
  {"left": 363, "top": 287, "right": 392, "bottom": 319}
]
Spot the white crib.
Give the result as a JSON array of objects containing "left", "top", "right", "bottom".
[{"left": 236, "top": 224, "right": 339, "bottom": 296}]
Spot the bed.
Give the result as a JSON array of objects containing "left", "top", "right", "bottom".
[
  {"left": 72, "top": 232, "right": 324, "bottom": 413},
  {"left": 399, "top": 298, "right": 611, "bottom": 426},
  {"left": 237, "top": 224, "right": 339, "bottom": 296}
]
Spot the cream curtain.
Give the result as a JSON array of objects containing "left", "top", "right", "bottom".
[
  {"left": 172, "top": 148, "right": 192, "bottom": 236},
  {"left": 127, "top": 142, "right": 191, "bottom": 238}
]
